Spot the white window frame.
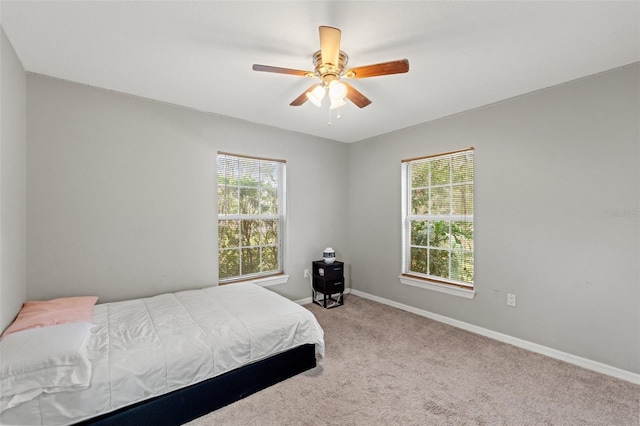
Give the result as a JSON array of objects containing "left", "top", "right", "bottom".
[
  {"left": 400, "top": 148, "right": 475, "bottom": 299},
  {"left": 217, "top": 152, "right": 286, "bottom": 284}
]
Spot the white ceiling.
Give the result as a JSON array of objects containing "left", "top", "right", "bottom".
[{"left": 2, "top": 1, "right": 638, "bottom": 143}]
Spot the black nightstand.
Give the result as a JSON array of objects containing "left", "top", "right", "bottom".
[{"left": 312, "top": 260, "right": 344, "bottom": 309}]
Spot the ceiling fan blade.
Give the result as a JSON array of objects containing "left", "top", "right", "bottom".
[
  {"left": 319, "top": 26, "right": 341, "bottom": 65},
  {"left": 252, "top": 64, "right": 312, "bottom": 77},
  {"left": 344, "top": 59, "right": 409, "bottom": 79},
  {"left": 290, "top": 84, "right": 320, "bottom": 106},
  {"left": 343, "top": 82, "right": 372, "bottom": 108}
]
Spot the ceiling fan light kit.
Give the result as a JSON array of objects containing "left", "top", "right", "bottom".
[{"left": 252, "top": 26, "right": 409, "bottom": 124}]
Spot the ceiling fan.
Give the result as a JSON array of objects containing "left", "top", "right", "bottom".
[{"left": 252, "top": 26, "right": 409, "bottom": 110}]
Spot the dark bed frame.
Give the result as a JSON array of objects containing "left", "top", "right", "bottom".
[{"left": 75, "top": 343, "right": 316, "bottom": 426}]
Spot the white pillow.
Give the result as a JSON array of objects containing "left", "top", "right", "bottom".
[{"left": 0, "top": 322, "right": 93, "bottom": 412}]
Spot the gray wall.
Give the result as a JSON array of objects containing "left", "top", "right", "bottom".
[
  {"left": 13, "top": 43, "right": 640, "bottom": 375},
  {"left": 26, "top": 75, "right": 348, "bottom": 303},
  {"left": 347, "top": 64, "right": 639, "bottom": 374},
  {"left": 0, "top": 29, "right": 27, "bottom": 331}
]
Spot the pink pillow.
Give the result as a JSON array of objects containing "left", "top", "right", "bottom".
[{"left": 1, "top": 296, "right": 98, "bottom": 337}]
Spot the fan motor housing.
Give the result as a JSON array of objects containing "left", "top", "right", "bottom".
[{"left": 312, "top": 50, "right": 349, "bottom": 84}]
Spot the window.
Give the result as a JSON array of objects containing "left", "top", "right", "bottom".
[
  {"left": 217, "top": 152, "right": 286, "bottom": 283},
  {"left": 401, "top": 148, "right": 474, "bottom": 291}
]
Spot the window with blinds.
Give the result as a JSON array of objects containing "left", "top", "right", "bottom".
[
  {"left": 217, "top": 152, "right": 286, "bottom": 282},
  {"left": 401, "top": 148, "right": 474, "bottom": 288}
]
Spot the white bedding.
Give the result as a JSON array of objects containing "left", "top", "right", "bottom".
[{"left": 0, "top": 283, "right": 324, "bottom": 425}]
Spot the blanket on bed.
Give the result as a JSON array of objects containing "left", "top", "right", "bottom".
[{"left": 0, "top": 283, "right": 324, "bottom": 425}]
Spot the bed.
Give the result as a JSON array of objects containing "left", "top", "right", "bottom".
[{"left": 0, "top": 283, "right": 325, "bottom": 425}]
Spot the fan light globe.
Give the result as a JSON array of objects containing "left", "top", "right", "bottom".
[
  {"left": 328, "top": 81, "right": 347, "bottom": 102},
  {"left": 306, "top": 85, "right": 325, "bottom": 107},
  {"left": 330, "top": 98, "right": 347, "bottom": 110}
]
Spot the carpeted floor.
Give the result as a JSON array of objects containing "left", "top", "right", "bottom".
[{"left": 187, "top": 294, "right": 640, "bottom": 425}]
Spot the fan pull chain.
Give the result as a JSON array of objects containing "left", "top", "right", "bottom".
[{"left": 327, "top": 107, "right": 343, "bottom": 126}]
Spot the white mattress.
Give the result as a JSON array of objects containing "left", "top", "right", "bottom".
[{"left": 0, "top": 283, "right": 324, "bottom": 425}]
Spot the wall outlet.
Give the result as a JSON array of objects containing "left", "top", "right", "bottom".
[
  {"left": 304, "top": 269, "right": 310, "bottom": 278},
  {"left": 507, "top": 293, "right": 517, "bottom": 307}
]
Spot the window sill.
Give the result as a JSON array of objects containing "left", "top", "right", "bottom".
[
  {"left": 399, "top": 275, "right": 475, "bottom": 299},
  {"left": 252, "top": 274, "right": 290, "bottom": 287}
]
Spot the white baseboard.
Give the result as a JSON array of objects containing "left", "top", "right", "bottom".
[
  {"left": 349, "top": 289, "right": 640, "bottom": 385},
  {"left": 295, "top": 296, "right": 313, "bottom": 305}
]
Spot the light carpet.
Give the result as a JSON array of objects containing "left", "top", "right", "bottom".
[{"left": 187, "top": 294, "right": 639, "bottom": 425}]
